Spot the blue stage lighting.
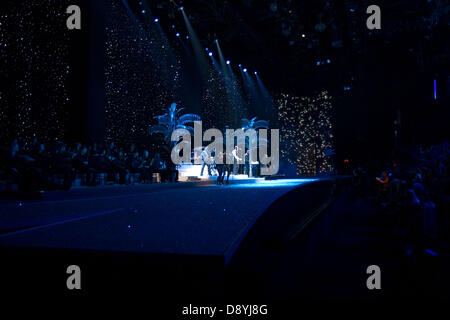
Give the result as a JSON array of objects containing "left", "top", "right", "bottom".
[
  {"left": 238, "top": 64, "right": 242, "bottom": 68},
  {"left": 434, "top": 79, "right": 437, "bottom": 99},
  {"left": 326, "top": 59, "right": 331, "bottom": 63},
  {"left": 243, "top": 68, "right": 247, "bottom": 72},
  {"left": 154, "top": 18, "right": 159, "bottom": 22},
  {"left": 254, "top": 71, "right": 258, "bottom": 74},
  {"left": 208, "top": 52, "right": 213, "bottom": 56},
  {"left": 226, "top": 60, "right": 230, "bottom": 65},
  {"left": 176, "top": 33, "right": 180, "bottom": 37},
  {"left": 141, "top": 9, "right": 146, "bottom": 14},
  {"left": 186, "top": 35, "right": 190, "bottom": 39},
  {"left": 425, "top": 248, "right": 439, "bottom": 256},
  {"left": 228, "top": 179, "right": 318, "bottom": 189},
  {"left": 205, "top": 48, "right": 209, "bottom": 51}
]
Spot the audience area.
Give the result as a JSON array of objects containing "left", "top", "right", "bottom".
[
  {"left": 0, "top": 138, "right": 177, "bottom": 193},
  {"left": 353, "top": 142, "right": 450, "bottom": 256}
]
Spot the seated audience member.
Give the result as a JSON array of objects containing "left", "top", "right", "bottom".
[
  {"left": 375, "top": 171, "right": 390, "bottom": 203},
  {"left": 376, "top": 171, "right": 390, "bottom": 189},
  {"left": 141, "top": 150, "right": 153, "bottom": 183},
  {"left": 150, "top": 153, "right": 163, "bottom": 182},
  {"left": 72, "top": 146, "right": 95, "bottom": 185}
]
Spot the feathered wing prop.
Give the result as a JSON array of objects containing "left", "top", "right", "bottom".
[
  {"left": 177, "top": 114, "right": 201, "bottom": 125},
  {"left": 149, "top": 103, "right": 202, "bottom": 147},
  {"left": 245, "top": 135, "right": 269, "bottom": 150},
  {"left": 155, "top": 114, "right": 171, "bottom": 127},
  {"left": 149, "top": 124, "right": 169, "bottom": 135},
  {"left": 241, "top": 117, "right": 269, "bottom": 130},
  {"left": 175, "top": 124, "right": 195, "bottom": 135},
  {"left": 169, "top": 103, "right": 177, "bottom": 115},
  {"left": 253, "top": 120, "right": 269, "bottom": 130},
  {"left": 241, "top": 118, "right": 250, "bottom": 129}
]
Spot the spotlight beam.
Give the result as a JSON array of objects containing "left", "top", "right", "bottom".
[
  {"left": 240, "top": 68, "right": 262, "bottom": 117},
  {"left": 181, "top": 9, "right": 208, "bottom": 81},
  {"left": 121, "top": 0, "right": 142, "bottom": 28},
  {"left": 255, "top": 73, "right": 274, "bottom": 119},
  {"left": 215, "top": 39, "right": 228, "bottom": 73}
]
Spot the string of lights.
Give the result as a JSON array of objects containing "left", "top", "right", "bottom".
[
  {"left": 105, "top": 0, "right": 182, "bottom": 147},
  {"left": 110, "top": 0, "right": 260, "bottom": 138},
  {"left": 0, "top": 1, "right": 70, "bottom": 145},
  {"left": 278, "top": 91, "right": 334, "bottom": 175}
]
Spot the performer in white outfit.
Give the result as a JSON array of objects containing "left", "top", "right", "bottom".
[{"left": 231, "top": 146, "right": 242, "bottom": 175}]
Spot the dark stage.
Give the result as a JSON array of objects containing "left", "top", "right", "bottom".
[
  {"left": 1, "top": 0, "right": 449, "bottom": 312},
  {"left": 0, "top": 178, "right": 335, "bottom": 298},
  {"left": 0, "top": 178, "right": 322, "bottom": 258}
]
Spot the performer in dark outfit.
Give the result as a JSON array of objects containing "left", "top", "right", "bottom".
[
  {"left": 244, "top": 150, "right": 250, "bottom": 176},
  {"left": 215, "top": 149, "right": 233, "bottom": 185},
  {"left": 216, "top": 151, "right": 225, "bottom": 185},
  {"left": 224, "top": 151, "right": 233, "bottom": 184}
]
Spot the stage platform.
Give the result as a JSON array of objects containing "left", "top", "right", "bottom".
[
  {"left": 0, "top": 177, "right": 336, "bottom": 296},
  {"left": 0, "top": 178, "right": 318, "bottom": 259}
]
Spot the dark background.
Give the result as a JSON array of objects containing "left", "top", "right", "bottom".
[{"left": 1, "top": 0, "right": 448, "bottom": 172}]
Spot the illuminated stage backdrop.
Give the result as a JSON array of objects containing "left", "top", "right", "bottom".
[
  {"left": 0, "top": 1, "right": 71, "bottom": 144},
  {"left": 278, "top": 91, "right": 334, "bottom": 175},
  {"left": 104, "top": 0, "right": 182, "bottom": 146}
]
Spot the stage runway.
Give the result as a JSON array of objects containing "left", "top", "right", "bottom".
[
  {"left": 0, "top": 177, "right": 338, "bottom": 297},
  {"left": 0, "top": 178, "right": 321, "bottom": 263}
]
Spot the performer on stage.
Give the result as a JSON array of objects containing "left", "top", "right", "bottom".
[
  {"left": 231, "top": 146, "right": 242, "bottom": 175},
  {"left": 200, "top": 147, "right": 212, "bottom": 176},
  {"left": 224, "top": 151, "right": 233, "bottom": 184},
  {"left": 216, "top": 151, "right": 225, "bottom": 185},
  {"left": 217, "top": 150, "right": 233, "bottom": 185},
  {"left": 244, "top": 150, "right": 250, "bottom": 176}
]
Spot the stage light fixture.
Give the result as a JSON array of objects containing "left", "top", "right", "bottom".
[
  {"left": 238, "top": 64, "right": 242, "bottom": 68},
  {"left": 326, "top": 59, "right": 331, "bottom": 63},
  {"left": 226, "top": 60, "right": 230, "bottom": 65},
  {"left": 208, "top": 52, "right": 213, "bottom": 56},
  {"left": 302, "top": 34, "right": 306, "bottom": 38},
  {"left": 205, "top": 48, "right": 209, "bottom": 51},
  {"left": 154, "top": 18, "right": 159, "bottom": 22},
  {"left": 254, "top": 71, "right": 258, "bottom": 74},
  {"left": 141, "top": 9, "right": 146, "bottom": 14},
  {"left": 178, "top": 6, "right": 184, "bottom": 11},
  {"left": 186, "top": 35, "right": 190, "bottom": 39},
  {"left": 176, "top": 33, "right": 180, "bottom": 37},
  {"left": 243, "top": 68, "right": 247, "bottom": 72}
]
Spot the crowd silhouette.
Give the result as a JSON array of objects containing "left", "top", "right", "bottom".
[
  {"left": 353, "top": 142, "right": 450, "bottom": 256},
  {"left": 0, "top": 138, "right": 177, "bottom": 192}
]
